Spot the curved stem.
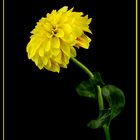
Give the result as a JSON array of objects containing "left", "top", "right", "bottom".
[
  {"left": 71, "top": 57, "right": 111, "bottom": 140},
  {"left": 71, "top": 57, "right": 94, "bottom": 78}
]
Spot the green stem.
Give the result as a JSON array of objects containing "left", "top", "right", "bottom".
[
  {"left": 103, "top": 125, "right": 111, "bottom": 140},
  {"left": 97, "top": 86, "right": 111, "bottom": 140},
  {"left": 71, "top": 57, "right": 94, "bottom": 78},
  {"left": 71, "top": 57, "right": 111, "bottom": 140},
  {"left": 97, "top": 85, "right": 104, "bottom": 109}
]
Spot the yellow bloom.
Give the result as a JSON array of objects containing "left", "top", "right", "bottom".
[{"left": 26, "top": 6, "right": 92, "bottom": 72}]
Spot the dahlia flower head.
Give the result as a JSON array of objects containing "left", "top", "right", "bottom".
[{"left": 26, "top": 6, "right": 92, "bottom": 72}]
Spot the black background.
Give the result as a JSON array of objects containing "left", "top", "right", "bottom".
[{"left": 5, "top": 0, "right": 135, "bottom": 140}]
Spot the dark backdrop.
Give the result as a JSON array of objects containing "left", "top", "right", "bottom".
[{"left": 5, "top": 0, "right": 135, "bottom": 140}]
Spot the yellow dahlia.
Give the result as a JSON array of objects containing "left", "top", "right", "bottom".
[{"left": 26, "top": 6, "right": 92, "bottom": 72}]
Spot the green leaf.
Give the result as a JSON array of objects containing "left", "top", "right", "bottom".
[
  {"left": 88, "top": 85, "right": 125, "bottom": 129},
  {"left": 87, "top": 109, "right": 111, "bottom": 129},
  {"left": 92, "top": 72, "right": 105, "bottom": 87},
  {"left": 76, "top": 80, "right": 97, "bottom": 99},
  {"left": 76, "top": 72, "right": 105, "bottom": 99},
  {"left": 101, "top": 85, "right": 125, "bottom": 120}
]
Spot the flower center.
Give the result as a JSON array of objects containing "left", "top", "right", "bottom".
[{"left": 51, "top": 26, "right": 58, "bottom": 36}]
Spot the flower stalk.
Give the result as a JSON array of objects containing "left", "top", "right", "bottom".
[{"left": 71, "top": 57, "right": 94, "bottom": 78}]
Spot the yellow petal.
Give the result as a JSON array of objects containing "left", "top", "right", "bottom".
[
  {"left": 42, "top": 56, "right": 49, "bottom": 65},
  {"left": 68, "top": 7, "right": 74, "bottom": 12},
  {"left": 83, "top": 27, "right": 92, "bottom": 34},
  {"left": 44, "top": 39, "right": 51, "bottom": 52},
  {"left": 28, "top": 38, "right": 42, "bottom": 59},
  {"left": 61, "top": 34, "right": 76, "bottom": 44},
  {"left": 61, "top": 24, "right": 72, "bottom": 35},
  {"left": 76, "top": 34, "right": 91, "bottom": 49},
  {"left": 46, "top": 32, "right": 53, "bottom": 38},
  {"left": 39, "top": 47, "right": 44, "bottom": 57},
  {"left": 26, "top": 37, "right": 36, "bottom": 53},
  {"left": 58, "top": 6, "right": 68, "bottom": 13},
  {"left": 43, "top": 21, "right": 52, "bottom": 32},
  {"left": 61, "top": 53, "right": 69, "bottom": 65},
  {"left": 72, "top": 25, "right": 83, "bottom": 37},
  {"left": 32, "top": 54, "right": 39, "bottom": 65},
  {"left": 70, "top": 47, "right": 77, "bottom": 57},
  {"left": 52, "top": 64, "right": 60, "bottom": 73},
  {"left": 61, "top": 42, "right": 70, "bottom": 56},
  {"left": 49, "top": 60, "right": 60, "bottom": 73},
  {"left": 51, "top": 37, "right": 60, "bottom": 48},
  {"left": 83, "top": 34, "right": 91, "bottom": 42},
  {"left": 87, "top": 18, "right": 92, "bottom": 24},
  {"left": 46, "top": 59, "right": 51, "bottom": 68},
  {"left": 51, "top": 48, "right": 60, "bottom": 56},
  {"left": 55, "top": 52, "right": 62, "bottom": 63},
  {"left": 60, "top": 64, "right": 67, "bottom": 68},
  {"left": 37, "top": 57, "right": 44, "bottom": 69},
  {"left": 55, "top": 29, "right": 64, "bottom": 37}
]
